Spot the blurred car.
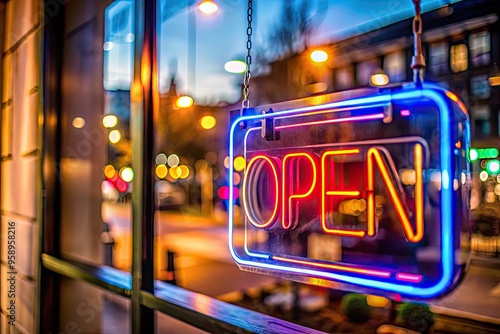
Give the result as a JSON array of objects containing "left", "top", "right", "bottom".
[{"left": 155, "top": 181, "right": 186, "bottom": 210}]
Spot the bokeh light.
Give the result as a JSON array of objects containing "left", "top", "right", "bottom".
[
  {"left": 179, "top": 165, "right": 190, "bottom": 179},
  {"left": 103, "top": 114, "right": 118, "bottom": 128},
  {"left": 366, "top": 295, "right": 390, "bottom": 308},
  {"left": 176, "top": 95, "right": 194, "bottom": 108},
  {"left": 480, "top": 170, "right": 489, "bottom": 182},
  {"left": 310, "top": 50, "right": 328, "bottom": 63},
  {"left": 487, "top": 160, "right": 500, "bottom": 174},
  {"left": 370, "top": 73, "right": 389, "bottom": 86},
  {"left": 156, "top": 165, "right": 168, "bottom": 179},
  {"left": 233, "top": 172, "right": 241, "bottom": 185},
  {"left": 72, "top": 117, "right": 86, "bottom": 128},
  {"left": 109, "top": 130, "right": 122, "bottom": 144},
  {"left": 116, "top": 178, "right": 128, "bottom": 192},
  {"left": 120, "top": 167, "right": 134, "bottom": 182},
  {"left": 198, "top": 0, "right": 218, "bottom": 14},
  {"left": 400, "top": 169, "right": 416, "bottom": 185},
  {"left": 103, "top": 41, "right": 113, "bottom": 51},
  {"left": 156, "top": 153, "right": 167, "bottom": 165},
  {"left": 233, "top": 156, "right": 246, "bottom": 172},
  {"left": 169, "top": 166, "right": 181, "bottom": 179},
  {"left": 200, "top": 115, "right": 216, "bottom": 130},
  {"left": 224, "top": 156, "right": 230, "bottom": 169},
  {"left": 104, "top": 165, "right": 116, "bottom": 179},
  {"left": 224, "top": 60, "right": 246, "bottom": 73},
  {"left": 167, "top": 154, "right": 180, "bottom": 167}
]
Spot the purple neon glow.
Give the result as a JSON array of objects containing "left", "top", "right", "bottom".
[
  {"left": 396, "top": 273, "right": 423, "bottom": 282},
  {"left": 400, "top": 109, "right": 411, "bottom": 117},
  {"left": 275, "top": 113, "right": 385, "bottom": 130}
]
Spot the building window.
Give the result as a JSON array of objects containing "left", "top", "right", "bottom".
[
  {"left": 470, "top": 75, "right": 491, "bottom": 100},
  {"left": 357, "top": 59, "right": 378, "bottom": 86},
  {"left": 450, "top": 44, "right": 468, "bottom": 73},
  {"left": 334, "top": 66, "right": 354, "bottom": 91},
  {"left": 384, "top": 51, "right": 405, "bottom": 82},
  {"left": 429, "top": 42, "right": 448, "bottom": 76},
  {"left": 473, "top": 105, "right": 490, "bottom": 137},
  {"left": 470, "top": 31, "right": 490, "bottom": 68}
]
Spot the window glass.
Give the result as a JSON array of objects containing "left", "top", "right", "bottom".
[
  {"left": 103, "top": 0, "right": 134, "bottom": 90},
  {"left": 98, "top": 0, "right": 135, "bottom": 273},
  {"left": 472, "top": 105, "right": 490, "bottom": 137},
  {"left": 470, "top": 31, "right": 490, "bottom": 68},
  {"left": 60, "top": 1, "right": 130, "bottom": 268},
  {"left": 384, "top": 51, "right": 405, "bottom": 82},
  {"left": 59, "top": 278, "right": 131, "bottom": 334},
  {"left": 429, "top": 42, "right": 448, "bottom": 75},
  {"left": 357, "top": 59, "right": 379, "bottom": 86},
  {"left": 470, "top": 75, "right": 491, "bottom": 100},
  {"left": 450, "top": 44, "right": 468, "bottom": 73},
  {"left": 334, "top": 66, "right": 354, "bottom": 91}
]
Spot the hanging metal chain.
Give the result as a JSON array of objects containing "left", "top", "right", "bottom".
[
  {"left": 241, "top": 0, "right": 253, "bottom": 114},
  {"left": 411, "top": 0, "right": 426, "bottom": 85}
]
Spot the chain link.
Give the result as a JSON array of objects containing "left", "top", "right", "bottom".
[
  {"left": 241, "top": 0, "right": 253, "bottom": 114},
  {"left": 411, "top": 0, "right": 426, "bottom": 84}
]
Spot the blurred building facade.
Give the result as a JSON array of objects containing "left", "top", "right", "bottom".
[{"left": 251, "top": 0, "right": 500, "bottom": 146}]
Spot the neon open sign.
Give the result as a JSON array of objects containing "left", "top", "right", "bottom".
[{"left": 228, "top": 84, "right": 471, "bottom": 299}]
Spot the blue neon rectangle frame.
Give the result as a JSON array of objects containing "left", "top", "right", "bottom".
[{"left": 228, "top": 84, "right": 456, "bottom": 299}]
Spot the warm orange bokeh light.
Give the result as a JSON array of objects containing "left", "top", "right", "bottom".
[
  {"left": 200, "top": 115, "right": 216, "bottom": 129},
  {"left": 176, "top": 95, "right": 194, "bottom": 108},
  {"left": 310, "top": 50, "right": 328, "bottom": 63},
  {"left": 198, "top": 1, "right": 218, "bottom": 14}
]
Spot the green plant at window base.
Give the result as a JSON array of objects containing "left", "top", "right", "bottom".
[
  {"left": 341, "top": 293, "right": 371, "bottom": 323},
  {"left": 397, "top": 302, "right": 435, "bottom": 333}
]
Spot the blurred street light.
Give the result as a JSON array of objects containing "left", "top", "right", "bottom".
[
  {"left": 200, "top": 115, "right": 216, "bottom": 129},
  {"left": 224, "top": 60, "right": 246, "bottom": 73},
  {"left": 103, "top": 114, "right": 118, "bottom": 128},
  {"left": 176, "top": 95, "right": 194, "bottom": 108},
  {"left": 167, "top": 154, "right": 180, "bottom": 167},
  {"left": 310, "top": 50, "right": 328, "bottom": 63},
  {"left": 198, "top": 1, "right": 219, "bottom": 15},
  {"left": 104, "top": 165, "right": 116, "bottom": 179},
  {"left": 109, "top": 129, "right": 122, "bottom": 144},
  {"left": 72, "top": 117, "right": 86, "bottom": 128},
  {"left": 370, "top": 70, "right": 389, "bottom": 86},
  {"left": 120, "top": 167, "right": 134, "bottom": 182}
]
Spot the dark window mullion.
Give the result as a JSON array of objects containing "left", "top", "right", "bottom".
[{"left": 130, "top": 0, "right": 157, "bottom": 332}]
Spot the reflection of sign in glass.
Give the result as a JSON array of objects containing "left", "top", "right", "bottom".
[
  {"left": 228, "top": 84, "right": 471, "bottom": 299},
  {"left": 471, "top": 75, "right": 491, "bottom": 100}
]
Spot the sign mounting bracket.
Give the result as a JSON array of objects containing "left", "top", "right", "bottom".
[{"left": 261, "top": 108, "right": 280, "bottom": 141}]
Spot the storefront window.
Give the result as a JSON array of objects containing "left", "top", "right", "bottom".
[{"left": 450, "top": 44, "right": 468, "bottom": 73}]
